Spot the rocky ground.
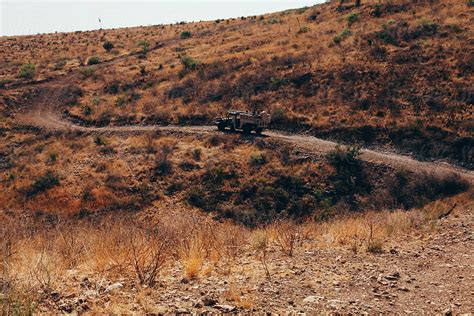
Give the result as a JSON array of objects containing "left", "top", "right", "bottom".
[{"left": 32, "top": 200, "right": 473, "bottom": 314}]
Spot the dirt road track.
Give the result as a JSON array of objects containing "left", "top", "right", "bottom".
[{"left": 18, "top": 109, "right": 474, "bottom": 184}]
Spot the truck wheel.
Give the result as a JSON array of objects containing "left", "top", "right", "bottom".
[
  {"left": 217, "top": 123, "right": 226, "bottom": 131},
  {"left": 242, "top": 126, "right": 251, "bottom": 135},
  {"left": 255, "top": 128, "right": 263, "bottom": 135}
]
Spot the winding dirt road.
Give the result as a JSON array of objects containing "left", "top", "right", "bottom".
[
  {"left": 17, "top": 107, "right": 474, "bottom": 183},
  {"left": 4, "top": 41, "right": 472, "bottom": 184}
]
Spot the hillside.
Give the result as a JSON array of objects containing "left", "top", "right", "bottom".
[
  {"left": 0, "top": 0, "right": 473, "bottom": 314},
  {"left": 1, "top": 0, "right": 473, "bottom": 167}
]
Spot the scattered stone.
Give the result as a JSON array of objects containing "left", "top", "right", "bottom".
[
  {"left": 442, "top": 308, "right": 452, "bottom": 316},
  {"left": 176, "top": 308, "right": 189, "bottom": 314},
  {"left": 105, "top": 282, "right": 123, "bottom": 293},
  {"left": 303, "top": 296, "right": 324, "bottom": 304},
  {"left": 59, "top": 303, "right": 73, "bottom": 313},
  {"left": 50, "top": 291, "right": 61, "bottom": 302},
  {"left": 214, "top": 304, "right": 236, "bottom": 312},
  {"left": 202, "top": 297, "right": 218, "bottom": 306},
  {"left": 385, "top": 272, "right": 400, "bottom": 281}
]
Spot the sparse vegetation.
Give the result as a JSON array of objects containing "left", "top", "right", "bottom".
[
  {"left": 87, "top": 56, "right": 101, "bottom": 65},
  {"left": 102, "top": 41, "right": 114, "bottom": 52},
  {"left": 180, "top": 31, "right": 192, "bottom": 39},
  {"left": 346, "top": 12, "right": 360, "bottom": 26},
  {"left": 19, "top": 62, "right": 35, "bottom": 79},
  {"left": 333, "top": 28, "right": 351, "bottom": 44},
  {"left": 23, "top": 171, "right": 60, "bottom": 198},
  {"left": 0, "top": 0, "right": 472, "bottom": 312}
]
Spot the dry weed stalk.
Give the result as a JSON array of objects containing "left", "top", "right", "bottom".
[
  {"left": 273, "top": 220, "right": 303, "bottom": 257},
  {"left": 365, "top": 214, "right": 384, "bottom": 253},
  {"left": 129, "top": 222, "right": 174, "bottom": 287},
  {"left": 252, "top": 230, "right": 271, "bottom": 280}
]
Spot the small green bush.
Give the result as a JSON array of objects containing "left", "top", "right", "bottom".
[
  {"left": 103, "top": 41, "right": 114, "bottom": 52},
  {"left": 327, "top": 145, "right": 370, "bottom": 199},
  {"left": 80, "top": 67, "right": 95, "bottom": 78},
  {"left": 48, "top": 152, "right": 57, "bottom": 163},
  {"left": 347, "top": 13, "right": 360, "bottom": 27},
  {"left": 249, "top": 152, "right": 267, "bottom": 166},
  {"left": 372, "top": 4, "right": 383, "bottom": 18},
  {"left": 268, "top": 18, "right": 280, "bottom": 24},
  {"left": 19, "top": 62, "right": 35, "bottom": 79},
  {"left": 87, "top": 57, "right": 101, "bottom": 65},
  {"left": 333, "top": 28, "right": 352, "bottom": 44},
  {"left": 469, "top": 0, "right": 474, "bottom": 7},
  {"left": 82, "top": 105, "right": 92, "bottom": 116},
  {"left": 389, "top": 170, "right": 469, "bottom": 209},
  {"left": 180, "top": 31, "right": 192, "bottom": 39},
  {"left": 419, "top": 18, "right": 439, "bottom": 35},
  {"left": 181, "top": 56, "right": 199, "bottom": 70},
  {"left": 94, "top": 136, "right": 106, "bottom": 146},
  {"left": 154, "top": 156, "right": 172, "bottom": 177},
  {"left": 192, "top": 148, "right": 202, "bottom": 161},
  {"left": 187, "top": 186, "right": 207, "bottom": 208},
  {"left": 137, "top": 40, "right": 150, "bottom": 55},
  {"left": 298, "top": 26, "right": 310, "bottom": 34}
]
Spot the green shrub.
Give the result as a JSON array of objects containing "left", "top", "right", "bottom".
[
  {"left": 192, "top": 148, "right": 202, "bottom": 161},
  {"left": 48, "top": 152, "right": 57, "bottom": 163},
  {"left": 469, "top": 0, "right": 474, "bottom": 6},
  {"left": 419, "top": 18, "right": 439, "bottom": 35},
  {"left": 137, "top": 40, "right": 150, "bottom": 55},
  {"left": 268, "top": 18, "right": 280, "bottom": 24},
  {"left": 347, "top": 13, "right": 360, "bottom": 27},
  {"left": 80, "top": 67, "right": 95, "bottom": 78},
  {"left": 327, "top": 145, "right": 370, "bottom": 199},
  {"left": 116, "top": 95, "right": 128, "bottom": 107},
  {"left": 180, "top": 31, "right": 192, "bottom": 39},
  {"left": 94, "top": 136, "right": 106, "bottom": 146},
  {"left": 154, "top": 156, "right": 172, "bottom": 177},
  {"left": 82, "top": 105, "right": 92, "bottom": 116},
  {"left": 187, "top": 186, "right": 207, "bottom": 208},
  {"left": 372, "top": 4, "right": 383, "bottom": 17},
  {"left": 180, "top": 56, "right": 199, "bottom": 70},
  {"left": 333, "top": 28, "right": 352, "bottom": 44},
  {"left": 24, "top": 171, "right": 60, "bottom": 198},
  {"left": 19, "top": 62, "right": 35, "bottom": 79},
  {"left": 298, "top": 26, "right": 310, "bottom": 34},
  {"left": 389, "top": 170, "right": 469, "bottom": 209},
  {"left": 103, "top": 41, "right": 114, "bottom": 52},
  {"left": 87, "top": 56, "right": 101, "bottom": 65},
  {"left": 249, "top": 152, "right": 267, "bottom": 166}
]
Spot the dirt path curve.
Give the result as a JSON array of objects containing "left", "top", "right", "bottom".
[{"left": 18, "top": 108, "right": 474, "bottom": 183}]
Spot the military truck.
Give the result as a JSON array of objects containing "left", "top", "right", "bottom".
[{"left": 215, "top": 110, "right": 271, "bottom": 134}]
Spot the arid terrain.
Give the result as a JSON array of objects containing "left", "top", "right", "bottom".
[{"left": 0, "top": 0, "right": 473, "bottom": 314}]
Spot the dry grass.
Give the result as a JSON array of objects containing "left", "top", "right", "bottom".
[
  {"left": 0, "top": 0, "right": 472, "bottom": 312},
  {"left": 1, "top": 190, "right": 471, "bottom": 312}
]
